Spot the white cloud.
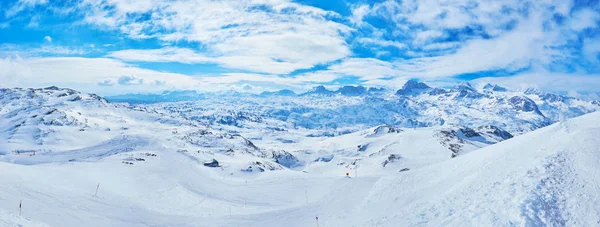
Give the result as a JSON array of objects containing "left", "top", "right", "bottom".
[
  {"left": 5, "top": 0, "right": 48, "bottom": 18},
  {"left": 0, "top": 44, "right": 88, "bottom": 57},
  {"left": 0, "top": 56, "right": 350, "bottom": 95},
  {"left": 3, "top": 0, "right": 600, "bottom": 94},
  {"left": 473, "top": 71, "right": 600, "bottom": 93},
  {"left": 74, "top": 0, "right": 352, "bottom": 74},
  {"left": 109, "top": 36, "right": 352, "bottom": 74},
  {"left": 117, "top": 75, "right": 144, "bottom": 85},
  {"left": 568, "top": 8, "right": 600, "bottom": 31},
  {"left": 108, "top": 48, "right": 214, "bottom": 64},
  {"left": 412, "top": 30, "right": 444, "bottom": 45},
  {"left": 583, "top": 38, "right": 600, "bottom": 63},
  {"left": 26, "top": 15, "right": 40, "bottom": 28},
  {"left": 356, "top": 37, "right": 407, "bottom": 50},
  {"left": 386, "top": 6, "right": 576, "bottom": 79},
  {"left": 97, "top": 79, "right": 115, "bottom": 86},
  {"left": 0, "top": 56, "right": 201, "bottom": 95},
  {"left": 326, "top": 58, "right": 404, "bottom": 80},
  {"left": 350, "top": 4, "right": 370, "bottom": 25}
]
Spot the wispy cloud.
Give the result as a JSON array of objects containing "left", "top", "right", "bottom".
[
  {"left": 0, "top": 44, "right": 89, "bottom": 57},
  {"left": 118, "top": 75, "right": 144, "bottom": 86},
  {"left": 0, "top": 56, "right": 201, "bottom": 95},
  {"left": 4, "top": 0, "right": 48, "bottom": 18},
  {"left": 75, "top": 0, "right": 352, "bottom": 74}
]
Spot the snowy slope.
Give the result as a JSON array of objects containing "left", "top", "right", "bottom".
[
  {"left": 1, "top": 86, "right": 599, "bottom": 226},
  {"left": 0, "top": 87, "right": 281, "bottom": 171},
  {"left": 0, "top": 208, "right": 49, "bottom": 227},
  {"left": 250, "top": 111, "right": 600, "bottom": 226},
  {"left": 0, "top": 112, "right": 598, "bottom": 226}
]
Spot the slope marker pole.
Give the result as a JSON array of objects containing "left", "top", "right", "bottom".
[
  {"left": 94, "top": 183, "right": 100, "bottom": 197},
  {"left": 305, "top": 189, "right": 308, "bottom": 204}
]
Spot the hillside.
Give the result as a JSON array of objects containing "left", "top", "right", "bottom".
[{"left": 0, "top": 86, "right": 599, "bottom": 226}]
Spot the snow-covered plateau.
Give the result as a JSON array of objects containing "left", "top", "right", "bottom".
[{"left": 1, "top": 81, "right": 599, "bottom": 226}]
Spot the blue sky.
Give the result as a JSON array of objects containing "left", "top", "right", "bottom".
[{"left": 0, "top": 0, "right": 599, "bottom": 96}]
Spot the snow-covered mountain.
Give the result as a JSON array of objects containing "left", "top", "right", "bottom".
[
  {"left": 0, "top": 87, "right": 284, "bottom": 170},
  {"left": 252, "top": 110, "right": 600, "bottom": 227},
  {"left": 1, "top": 85, "right": 600, "bottom": 226},
  {"left": 115, "top": 80, "right": 599, "bottom": 136}
]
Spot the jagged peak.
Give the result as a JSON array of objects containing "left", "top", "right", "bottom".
[
  {"left": 336, "top": 85, "right": 367, "bottom": 96},
  {"left": 401, "top": 79, "right": 431, "bottom": 90},
  {"left": 311, "top": 85, "right": 331, "bottom": 93},
  {"left": 482, "top": 83, "right": 507, "bottom": 92},
  {"left": 368, "top": 87, "right": 385, "bottom": 93},
  {"left": 300, "top": 85, "right": 335, "bottom": 96},
  {"left": 454, "top": 82, "right": 476, "bottom": 91},
  {"left": 524, "top": 87, "right": 542, "bottom": 95},
  {"left": 260, "top": 89, "right": 296, "bottom": 96},
  {"left": 508, "top": 96, "right": 544, "bottom": 116}
]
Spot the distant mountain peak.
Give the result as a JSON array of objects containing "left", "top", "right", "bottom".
[
  {"left": 336, "top": 85, "right": 367, "bottom": 96},
  {"left": 260, "top": 89, "right": 296, "bottom": 96},
  {"left": 483, "top": 83, "right": 508, "bottom": 92},
  {"left": 508, "top": 96, "right": 544, "bottom": 116},
  {"left": 524, "top": 87, "right": 541, "bottom": 95},
  {"left": 161, "top": 90, "right": 199, "bottom": 96},
  {"left": 396, "top": 80, "right": 431, "bottom": 95},
  {"left": 402, "top": 79, "right": 431, "bottom": 90},
  {"left": 454, "top": 82, "right": 476, "bottom": 91},
  {"left": 301, "top": 85, "right": 335, "bottom": 96}
]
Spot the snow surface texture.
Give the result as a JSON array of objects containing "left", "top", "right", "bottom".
[{"left": 0, "top": 85, "right": 599, "bottom": 226}]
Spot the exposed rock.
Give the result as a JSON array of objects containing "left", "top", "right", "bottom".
[
  {"left": 260, "top": 89, "right": 296, "bottom": 96},
  {"left": 428, "top": 88, "right": 449, "bottom": 95},
  {"left": 313, "top": 154, "right": 334, "bottom": 163},
  {"left": 357, "top": 144, "right": 369, "bottom": 152},
  {"left": 396, "top": 80, "right": 431, "bottom": 95},
  {"left": 399, "top": 168, "right": 410, "bottom": 172},
  {"left": 459, "top": 127, "right": 481, "bottom": 138},
  {"left": 337, "top": 86, "right": 367, "bottom": 96},
  {"left": 402, "top": 79, "right": 431, "bottom": 90},
  {"left": 271, "top": 150, "right": 300, "bottom": 168},
  {"left": 476, "top": 125, "right": 513, "bottom": 140},
  {"left": 509, "top": 96, "right": 544, "bottom": 115},
  {"left": 483, "top": 83, "right": 508, "bottom": 92},
  {"left": 435, "top": 129, "right": 466, "bottom": 156},
  {"left": 301, "top": 85, "right": 335, "bottom": 96},
  {"left": 203, "top": 159, "right": 219, "bottom": 167},
  {"left": 241, "top": 161, "right": 282, "bottom": 172},
  {"left": 382, "top": 154, "right": 402, "bottom": 167}
]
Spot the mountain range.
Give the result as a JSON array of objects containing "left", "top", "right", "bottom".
[{"left": 1, "top": 82, "right": 599, "bottom": 226}]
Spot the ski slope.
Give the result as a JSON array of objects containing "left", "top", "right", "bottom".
[
  {"left": 252, "top": 111, "right": 600, "bottom": 226},
  {"left": 1, "top": 111, "right": 599, "bottom": 226}
]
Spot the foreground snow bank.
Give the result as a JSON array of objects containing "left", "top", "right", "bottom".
[
  {"left": 262, "top": 111, "right": 600, "bottom": 226},
  {"left": 0, "top": 208, "right": 49, "bottom": 227}
]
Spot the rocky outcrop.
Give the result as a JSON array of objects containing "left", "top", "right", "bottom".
[{"left": 509, "top": 96, "right": 544, "bottom": 116}]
